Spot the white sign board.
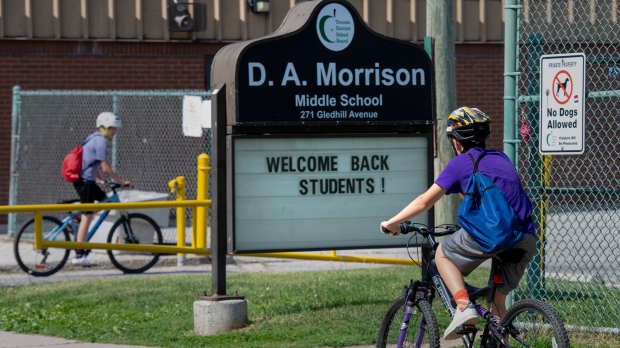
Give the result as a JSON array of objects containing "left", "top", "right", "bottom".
[
  {"left": 182, "top": 95, "right": 203, "bottom": 137},
  {"left": 201, "top": 99, "right": 212, "bottom": 129},
  {"left": 230, "top": 136, "right": 429, "bottom": 252},
  {"left": 539, "top": 53, "right": 586, "bottom": 154}
]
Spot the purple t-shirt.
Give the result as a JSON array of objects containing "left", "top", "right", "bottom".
[
  {"left": 79, "top": 131, "right": 109, "bottom": 182},
  {"left": 435, "top": 147, "right": 535, "bottom": 235}
]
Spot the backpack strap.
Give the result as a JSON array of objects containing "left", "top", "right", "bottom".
[
  {"left": 466, "top": 150, "right": 487, "bottom": 174},
  {"left": 466, "top": 150, "right": 533, "bottom": 229},
  {"left": 80, "top": 136, "right": 98, "bottom": 172}
]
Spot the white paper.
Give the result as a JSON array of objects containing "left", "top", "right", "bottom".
[
  {"left": 182, "top": 95, "right": 203, "bottom": 137},
  {"left": 201, "top": 100, "right": 212, "bottom": 129}
]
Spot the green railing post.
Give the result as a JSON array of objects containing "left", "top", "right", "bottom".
[
  {"left": 503, "top": 0, "right": 520, "bottom": 165},
  {"left": 503, "top": 0, "right": 520, "bottom": 308},
  {"left": 526, "top": 32, "right": 546, "bottom": 300}
]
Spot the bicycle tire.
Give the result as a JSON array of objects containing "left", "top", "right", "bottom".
[
  {"left": 498, "top": 298, "right": 569, "bottom": 348},
  {"left": 14, "top": 216, "right": 71, "bottom": 277},
  {"left": 376, "top": 295, "right": 440, "bottom": 348},
  {"left": 106, "top": 213, "right": 162, "bottom": 274}
]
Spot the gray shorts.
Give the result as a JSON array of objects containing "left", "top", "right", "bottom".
[{"left": 440, "top": 229, "right": 538, "bottom": 294}]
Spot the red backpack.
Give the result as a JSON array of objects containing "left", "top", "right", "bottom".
[{"left": 61, "top": 138, "right": 94, "bottom": 182}]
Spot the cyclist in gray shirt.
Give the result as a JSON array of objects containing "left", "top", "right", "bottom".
[{"left": 71, "top": 112, "right": 132, "bottom": 266}]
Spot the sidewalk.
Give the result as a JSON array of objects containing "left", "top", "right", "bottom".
[{"left": 0, "top": 330, "right": 156, "bottom": 348}]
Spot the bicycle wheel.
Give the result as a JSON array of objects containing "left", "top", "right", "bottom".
[
  {"left": 14, "top": 216, "right": 71, "bottom": 277},
  {"left": 498, "top": 298, "right": 569, "bottom": 348},
  {"left": 377, "top": 295, "right": 440, "bottom": 348},
  {"left": 107, "top": 213, "right": 162, "bottom": 274}
]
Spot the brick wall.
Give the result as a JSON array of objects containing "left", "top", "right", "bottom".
[
  {"left": 0, "top": 40, "right": 505, "bottom": 224},
  {"left": 455, "top": 44, "right": 505, "bottom": 150}
]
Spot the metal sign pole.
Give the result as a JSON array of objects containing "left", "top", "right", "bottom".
[{"left": 210, "top": 83, "right": 227, "bottom": 296}]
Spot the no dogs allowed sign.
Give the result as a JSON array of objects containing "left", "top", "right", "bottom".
[{"left": 539, "top": 53, "right": 586, "bottom": 155}]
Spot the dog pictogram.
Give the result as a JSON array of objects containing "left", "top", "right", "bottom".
[
  {"left": 555, "top": 77, "right": 570, "bottom": 98},
  {"left": 552, "top": 70, "right": 573, "bottom": 105}
]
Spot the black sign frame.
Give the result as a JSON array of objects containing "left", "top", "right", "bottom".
[{"left": 211, "top": 0, "right": 435, "bottom": 128}]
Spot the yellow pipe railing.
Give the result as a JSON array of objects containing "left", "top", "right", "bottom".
[
  {"left": 4, "top": 152, "right": 420, "bottom": 266},
  {"left": 0, "top": 200, "right": 211, "bottom": 254},
  {"left": 169, "top": 176, "right": 187, "bottom": 262},
  {"left": 196, "top": 154, "right": 210, "bottom": 249},
  {"left": 237, "top": 251, "right": 419, "bottom": 266}
]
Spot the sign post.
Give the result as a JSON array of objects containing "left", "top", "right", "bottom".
[{"left": 539, "top": 53, "right": 586, "bottom": 155}]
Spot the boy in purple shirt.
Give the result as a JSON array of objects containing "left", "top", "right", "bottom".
[
  {"left": 71, "top": 112, "right": 133, "bottom": 266},
  {"left": 380, "top": 107, "right": 537, "bottom": 340}
]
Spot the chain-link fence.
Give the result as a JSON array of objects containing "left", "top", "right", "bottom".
[
  {"left": 9, "top": 87, "right": 211, "bottom": 243},
  {"left": 511, "top": 0, "right": 620, "bottom": 338}
]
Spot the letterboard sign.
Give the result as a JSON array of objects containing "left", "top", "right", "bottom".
[
  {"left": 211, "top": 0, "right": 434, "bottom": 126},
  {"left": 229, "top": 135, "right": 431, "bottom": 252}
]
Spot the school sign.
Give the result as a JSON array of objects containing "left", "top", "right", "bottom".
[{"left": 211, "top": 0, "right": 435, "bottom": 253}]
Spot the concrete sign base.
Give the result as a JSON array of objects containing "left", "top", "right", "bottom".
[{"left": 193, "top": 300, "right": 248, "bottom": 335}]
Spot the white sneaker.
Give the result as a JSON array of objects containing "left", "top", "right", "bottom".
[
  {"left": 443, "top": 303, "right": 479, "bottom": 340},
  {"left": 71, "top": 255, "right": 97, "bottom": 267}
]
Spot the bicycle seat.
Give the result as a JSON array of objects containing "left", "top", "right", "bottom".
[
  {"left": 495, "top": 248, "right": 526, "bottom": 264},
  {"left": 465, "top": 283, "right": 490, "bottom": 302},
  {"left": 57, "top": 199, "right": 80, "bottom": 204}
]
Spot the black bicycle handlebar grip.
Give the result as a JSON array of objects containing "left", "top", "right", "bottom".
[
  {"left": 398, "top": 221, "right": 416, "bottom": 234},
  {"left": 382, "top": 221, "right": 416, "bottom": 235},
  {"left": 381, "top": 225, "right": 402, "bottom": 235}
]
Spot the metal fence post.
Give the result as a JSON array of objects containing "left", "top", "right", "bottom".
[
  {"left": 8, "top": 86, "right": 22, "bottom": 236},
  {"left": 525, "top": 32, "right": 545, "bottom": 300},
  {"left": 503, "top": 0, "right": 520, "bottom": 308},
  {"left": 111, "top": 94, "right": 120, "bottom": 172}
]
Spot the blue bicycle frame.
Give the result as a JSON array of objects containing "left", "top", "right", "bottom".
[{"left": 43, "top": 192, "right": 121, "bottom": 243}]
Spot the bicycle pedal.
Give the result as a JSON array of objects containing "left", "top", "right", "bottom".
[{"left": 455, "top": 324, "right": 477, "bottom": 335}]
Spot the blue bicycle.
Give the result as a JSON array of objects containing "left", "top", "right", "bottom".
[{"left": 13, "top": 182, "right": 163, "bottom": 276}]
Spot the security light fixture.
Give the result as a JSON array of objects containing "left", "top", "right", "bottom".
[
  {"left": 172, "top": 3, "right": 193, "bottom": 31},
  {"left": 247, "top": 0, "right": 270, "bottom": 13},
  {"left": 167, "top": 1, "right": 207, "bottom": 32}
]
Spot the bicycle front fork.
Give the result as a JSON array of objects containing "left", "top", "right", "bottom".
[{"left": 397, "top": 281, "right": 430, "bottom": 348}]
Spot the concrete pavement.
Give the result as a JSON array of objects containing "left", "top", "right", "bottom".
[{"left": 0, "top": 330, "right": 156, "bottom": 348}]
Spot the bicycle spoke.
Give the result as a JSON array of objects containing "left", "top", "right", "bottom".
[
  {"left": 107, "top": 213, "right": 162, "bottom": 274},
  {"left": 501, "top": 299, "right": 569, "bottom": 348},
  {"left": 377, "top": 296, "right": 440, "bottom": 348},
  {"left": 14, "top": 216, "right": 71, "bottom": 276}
]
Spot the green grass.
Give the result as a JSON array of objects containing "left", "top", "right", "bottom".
[{"left": 0, "top": 266, "right": 618, "bottom": 348}]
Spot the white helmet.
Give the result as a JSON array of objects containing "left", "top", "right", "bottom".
[{"left": 96, "top": 112, "right": 122, "bottom": 129}]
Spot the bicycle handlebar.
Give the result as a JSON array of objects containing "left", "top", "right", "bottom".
[
  {"left": 382, "top": 221, "right": 461, "bottom": 237},
  {"left": 106, "top": 181, "right": 131, "bottom": 191}
]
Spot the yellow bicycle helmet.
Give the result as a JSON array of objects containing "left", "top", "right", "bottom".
[{"left": 446, "top": 107, "right": 491, "bottom": 145}]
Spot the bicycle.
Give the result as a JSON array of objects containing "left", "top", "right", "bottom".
[
  {"left": 13, "top": 182, "right": 163, "bottom": 276},
  {"left": 377, "top": 222, "right": 569, "bottom": 348}
]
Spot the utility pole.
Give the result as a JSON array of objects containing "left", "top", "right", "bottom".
[{"left": 428, "top": 0, "right": 459, "bottom": 224}]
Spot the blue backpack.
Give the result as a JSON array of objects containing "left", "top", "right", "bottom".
[{"left": 457, "top": 151, "right": 524, "bottom": 254}]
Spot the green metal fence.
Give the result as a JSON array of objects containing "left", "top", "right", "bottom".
[
  {"left": 505, "top": 0, "right": 620, "bottom": 337},
  {"left": 9, "top": 87, "right": 211, "bottom": 243}
]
